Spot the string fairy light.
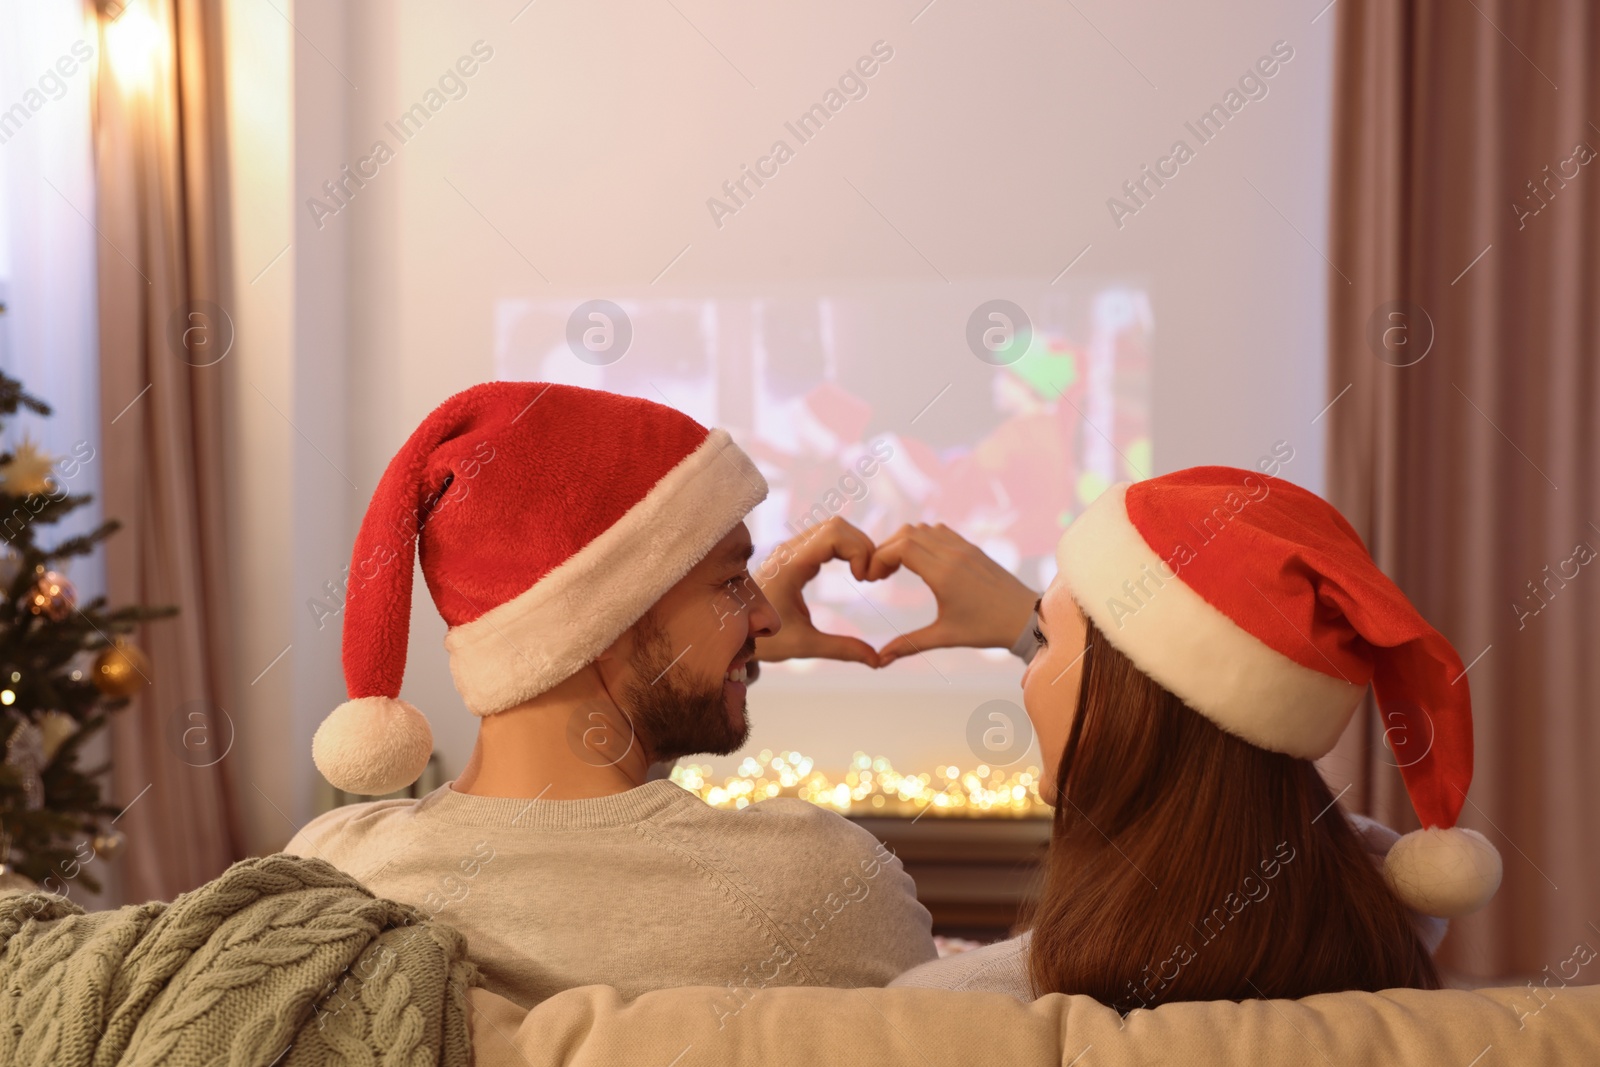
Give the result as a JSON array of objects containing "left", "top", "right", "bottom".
[{"left": 670, "top": 750, "right": 1051, "bottom": 818}]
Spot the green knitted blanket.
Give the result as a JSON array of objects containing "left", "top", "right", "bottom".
[{"left": 0, "top": 853, "right": 479, "bottom": 1067}]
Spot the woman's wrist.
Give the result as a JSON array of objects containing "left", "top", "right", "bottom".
[{"left": 1010, "top": 608, "right": 1042, "bottom": 664}]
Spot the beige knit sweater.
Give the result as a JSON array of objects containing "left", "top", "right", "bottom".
[{"left": 283, "top": 779, "right": 937, "bottom": 1011}]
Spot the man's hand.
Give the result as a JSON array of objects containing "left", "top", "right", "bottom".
[
  {"left": 751, "top": 517, "right": 882, "bottom": 667},
  {"left": 865, "top": 523, "right": 1039, "bottom": 665}
]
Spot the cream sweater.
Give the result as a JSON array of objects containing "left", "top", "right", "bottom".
[{"left": 283, "top": 778, "right": 937, "bottom": 1010}]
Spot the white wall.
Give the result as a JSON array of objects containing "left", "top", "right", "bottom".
[
  {"left": 227, "top": 0, "right": 1334, "bottom": 842},
  {"left": 221, "top": 0, "right": 297, "bottom": 852}
]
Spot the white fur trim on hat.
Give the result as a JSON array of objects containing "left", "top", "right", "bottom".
[
  {"left": 443, "top": 429, "right": 767, "bottom": 715},
  {"left": 312, "top": 696, "right": 434, "bottom": 796},
  {"left": 1056, "top": 483, "right": 1365, "bottom": 758},
  {"left": 1382, "top": 826, "right": 1503, "bottom": 918}
]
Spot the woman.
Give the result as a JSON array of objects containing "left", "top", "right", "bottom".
[{"left": 886, "top": 466, "right": 1502, "bottom": 1006}]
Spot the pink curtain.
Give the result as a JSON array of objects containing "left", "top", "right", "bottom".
[
  {"left": 93, "top": 0, "right": 246, "bottom": 901},
  {"left": 1324, "top": 0, "right": 1600, "bottom": 979}
]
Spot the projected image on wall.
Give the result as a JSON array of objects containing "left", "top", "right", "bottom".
[{"left": 496, "top": 283, "right": 1152, "bottom": 683}]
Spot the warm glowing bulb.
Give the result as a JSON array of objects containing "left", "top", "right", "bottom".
[
  {"left": 0, "top": 690, "right": 14, "bottom": 706},
  {"left": 104, "top": 1, "right": 163, "bottom": 91}
]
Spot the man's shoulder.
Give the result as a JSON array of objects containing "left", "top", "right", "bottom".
[
  {"left": 281, "top": 796, "right": 420, "bottom": 858},
  {"left": 721, "top": 797, "right": 935, "bottom": 975},
  {"left": 729, "top": 797, "right": 898, "bottom": 866},
  {"left": 742, "top": 795, "right": 871, "bottom": 833}
]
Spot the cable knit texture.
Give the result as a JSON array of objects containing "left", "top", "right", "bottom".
[{"left": 0, "top": 853, "right": 477, "bottom": 1067}]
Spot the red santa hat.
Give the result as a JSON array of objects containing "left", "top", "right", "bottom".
[
  {"left": 313, "top": 382, "right": 767, "bottom": 796},
  {"left": 1055, "top": 466, "right": 1503, "bottom": 919}
]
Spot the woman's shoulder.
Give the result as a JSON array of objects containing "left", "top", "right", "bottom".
[{"left": 889, "top": 931, "right": 1035, "bottom": 1002}]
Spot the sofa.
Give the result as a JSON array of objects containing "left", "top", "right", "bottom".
[
  {"left": 468, "top": 980, "right": 1600, "bottom": 1065},
  {"left": 2, "top": 853, "right": 1595, "bottom": 1066}
]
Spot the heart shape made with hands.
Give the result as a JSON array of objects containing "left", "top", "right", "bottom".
[{"left": 750, "top": 519, "right": 1038, "bottom": 669}]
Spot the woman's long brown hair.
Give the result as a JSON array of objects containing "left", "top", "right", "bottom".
[{"left": 1023, "top": 616, "right": 1439, "bottom": 1008}]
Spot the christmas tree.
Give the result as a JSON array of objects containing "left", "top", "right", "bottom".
[{"left": 0, "top": 370, "right": 175, "bottom": 893}]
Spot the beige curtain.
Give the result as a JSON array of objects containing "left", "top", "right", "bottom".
[
  {"left": 1325, "top": 0, "right": 1599, "bottom": 979},
  {"left": 93, "top": 0, "right": 246, "bottom": 902}
]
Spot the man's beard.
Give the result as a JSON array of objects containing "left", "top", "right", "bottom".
[{"left": 622, "top": 610, "right": 753, "bottom": 763}]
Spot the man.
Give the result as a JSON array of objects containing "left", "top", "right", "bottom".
[{"left": 284, "top": 382, "right": 1040, "bottom": 1011}]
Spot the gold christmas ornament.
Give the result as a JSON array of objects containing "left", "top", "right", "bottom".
[
  {"left": 0, "top": 437, "right": 55, "bottom": 497},
  {"left": 92, "top": 829, "right": 125, "bottom": 860},
  {"left": 37, "top": 710, "right": 79, "bottom": 762},
  {"left": 91, "top": 639, "right": 150, "bottom": 697},
  {"left": 27, "top": 569, "right": 76, "bottom": 621}
]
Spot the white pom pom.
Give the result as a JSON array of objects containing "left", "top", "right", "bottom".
[
  {"left": 312, "top": 696, "right": 433, "bottom": 796},
  {"left": 1382, "top": 826, "right": 1503, "bottom": 918}
]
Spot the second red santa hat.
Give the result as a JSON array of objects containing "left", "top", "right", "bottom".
[
  {"left": 313, "top": 382, "right": 767, "bottom": 796},
  {"left": 1055, "top": 466, "right": 1503, "bottom": 919}
]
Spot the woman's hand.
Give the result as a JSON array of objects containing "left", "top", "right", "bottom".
[
  {"left": 751, "top": 517, "right": 882, "bottom": 667},
  {"left": 865, "top": 523, "right": 1039, "bottom": 665}
]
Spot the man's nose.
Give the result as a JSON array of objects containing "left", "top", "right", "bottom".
[{"left": 749, "top": 584, "right": 781, "bottom": 638}]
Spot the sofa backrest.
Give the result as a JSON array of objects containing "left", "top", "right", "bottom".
[{"left": 469, "top": 981, "right": 1600, "bottom": 1066}]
